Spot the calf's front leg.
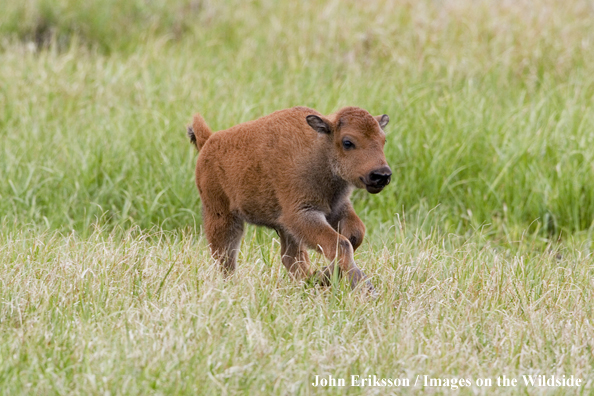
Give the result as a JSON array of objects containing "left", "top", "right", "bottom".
[
  {"left": 278, "top": 229, "right": 313, "bottom": 280},
  {"left": 282, "top": 210, "right": 373, "bottom": 291},
  {"left": 327, "top": 202, "right": 366, "bottom": 251}
]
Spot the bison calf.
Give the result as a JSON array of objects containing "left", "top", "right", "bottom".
[{"left": 188, "top": 106, "right": 391, "bottom": 292}]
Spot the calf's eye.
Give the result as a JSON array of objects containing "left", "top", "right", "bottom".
[{"left": 342, "top": 139, "right": 355, "bottom": 150}]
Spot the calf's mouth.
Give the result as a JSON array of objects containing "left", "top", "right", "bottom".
[
  {"left": 361, "top": 166, "right": 392, "bottom": 194},
  {"left": 360, "top": 177, "right": 391, "bottom": 194}
]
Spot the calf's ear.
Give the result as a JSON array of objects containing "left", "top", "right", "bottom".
[
  {"left": 375, "top": 114, "right": 389, "bottom": 129},
  {"left": 306, "top": 115, "right": 332, "bottom": 134}
]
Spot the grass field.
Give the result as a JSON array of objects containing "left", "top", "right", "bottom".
[{"left": 1, "top": 0, "right": 594, "bottom": 394}]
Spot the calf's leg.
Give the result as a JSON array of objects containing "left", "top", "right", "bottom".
[
  {"left": 282, "top": 210, "right": 372, "bottom": 291},
  {"left": 320, "top": 204, "right": 367, "bottom": 286},
  {"left": 202, "top": 206, "right": 244, "bottom": 276},
  {"left": 328, "top": 203, "right": 366, "bottom": 251},
  {"left": 278, "top": 229, "right": 312, "bottom": 280}
]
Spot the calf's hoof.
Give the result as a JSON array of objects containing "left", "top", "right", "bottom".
[
  {"left": 314, "top": 265, "right": 340, "bottom": 287},
  {"left": 313, "top": 267, "right": 377, "bottom": 298},
  {"left": 359, "top": 279, "right": 379, "bottom": 299},
  {"left": 349, "top": 270, "right": 378, "bottom": 299}
]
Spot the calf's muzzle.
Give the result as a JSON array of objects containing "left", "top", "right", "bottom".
[{"left": 363, "top": 166, "right": 392, "bottom": 194}]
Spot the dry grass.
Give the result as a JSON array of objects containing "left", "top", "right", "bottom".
[{"left": 1, "top": 222, "right": 593, "bottom": 394}]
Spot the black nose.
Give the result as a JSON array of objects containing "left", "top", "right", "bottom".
[{"left": 369, "top": 166, "right": 392, "bottom": 186}]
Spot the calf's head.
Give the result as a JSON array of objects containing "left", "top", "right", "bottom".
[{"left": 306, "top": 107, "right": 392, "bottom": 194}]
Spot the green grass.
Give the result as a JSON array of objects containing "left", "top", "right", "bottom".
[
  {"left": 1, "top": 0, "right": 594, "bottom": 236},
  {"left": 1, "top": 0, "right": 594, "bottom": 394}
]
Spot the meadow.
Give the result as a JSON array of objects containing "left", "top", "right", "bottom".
[{"left": 1, "top": 0, "right": 594, "bottom": 394}]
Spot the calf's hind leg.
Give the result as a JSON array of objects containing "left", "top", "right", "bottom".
[
  {"left": 202, "top": 206, "right": 244, "bottom": 276},
  {"left": 278, "top": 230, "right": 313, "bottom": 280}
]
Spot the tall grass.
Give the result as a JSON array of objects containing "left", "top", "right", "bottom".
[{"left": 1, "top": 0, "right": 593, "bottom": 237}]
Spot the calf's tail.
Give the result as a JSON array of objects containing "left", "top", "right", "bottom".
[{"left": 187, "top": 113, "right": 213, "bottom": 150}]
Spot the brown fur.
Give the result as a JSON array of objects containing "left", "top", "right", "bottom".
[{"left": 189, "top": 106, "right": 391, "bottom": 292}]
